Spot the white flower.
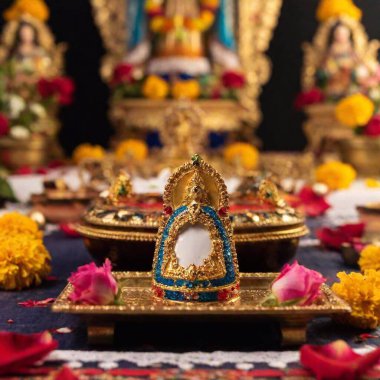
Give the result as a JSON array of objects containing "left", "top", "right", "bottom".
[
  {"left": 369, "top": 87, "right": 380, "bottom": 102},
  {"left": 30, "top": 103, "right": 47, "bottom": 119},
  {"left": 356, "top": 64, "right": 369, "bottom": 79},
  {"left": 10, "top": 125, "right": 30, "bottom": 140},
  {"left": 8, "top": 95, "right": 25, "bottom": 118}
]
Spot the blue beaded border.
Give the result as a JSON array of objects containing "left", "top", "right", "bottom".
[{"left": 153, "top": 205, "right": 237, "bottom": 291}]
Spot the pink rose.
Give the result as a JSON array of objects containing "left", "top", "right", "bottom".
[
  {"left": 364, "top": 115, "right": 380, "bottom": 137},
  {"left": 68, "top": 259, "right": 118, "bottom": 305},
  {"left": 270, "top": 261, "right": 326, "bottom": 306}
]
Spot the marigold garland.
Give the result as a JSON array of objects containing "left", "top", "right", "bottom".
[
  {"left": 145, "top": 0, "right": 219, "bottom": 33},
  {"left": 316, "top": 0, "right": 362, "bottom": 22},
  {"left": 332, "top": 270, "right": 380, "bottom": 329},
  {"left": 0, "top": 213, "right": 51, "bottom": 291},
  {"left": 3, "top": 0, "right": 49, "bottom": 22},
  {"left": 142, "top": 75, "right": 169, "bottom": 100},
  {"left": 315, "top": 161, "right": 356, "bottom": 190},
  {"left": 335, "top": 94, "right": 375, "bottom": 128},
  {"left": 115, "top": 139, "right": 148, "bottom": 161},
  {"left": 0, "top": 212, "right": 42, "bottom": 240},
  {"left": 359, "top": 245, "right": 380, "bottom": 272},
  {"left": 72, "top": 144, "right": 106, "bottom": 164},
  {"left": 172, "top": 80, "right": 201, "bottom": 100},
  {"left": 223, "top": 142, "right": 259, "bottom": 171}
]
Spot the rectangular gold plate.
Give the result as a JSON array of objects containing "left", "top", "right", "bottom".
[{"left": 53, "top": 272, "right": 350, "bottom": 316}]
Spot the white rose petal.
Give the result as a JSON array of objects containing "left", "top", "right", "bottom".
[
  {"left": 8, "top": 95, "right": 25, "bottom": 118},
  {"left": 30, "top": 103, "right": 47, "bottom": 119},
  {"left": 10, "top": 125, "right": 30, "bottom": 140}
]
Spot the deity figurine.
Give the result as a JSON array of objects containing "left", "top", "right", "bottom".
[
  {"left": 152, "top": 155, "right": 240, "bottom": 303},
  {"left": 8, "top": 20, "right": 51, "bottom": 75},
  {"left": 124, "top": 0, "right": 241, "bottom": 77},
  {"left": 0, "top": 2, "right": 65, "bottom": 78},
  {"left": 303, "top": 17, "right": 380, "bottom": 99}
]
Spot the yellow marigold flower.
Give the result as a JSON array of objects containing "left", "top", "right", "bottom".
[
  {"left": 0, "top": 234, "right": 51, "bottom": 290},
  {"left": 316, "top": 0, "right": 362, "bottom": 22},
  {"left": 142, "top": 75, "right": 169, "bottom": 100},
  {"left": 199, "top": 10, "right": 215, "bottom": 28},
  {"left": 359, "top": 245, "right": 380, "bottom": 272},
  {"left": 115, "top": 139, "right": 148, "bottom": 161},
  {"left": 0, "top": 212, "right": 42, "bottom": 240},
  {"left": 172, "top": 80, "right": 201, "bottom": 100},
  {"left": 223, "top": 142, "right": 259, "bottom": 171},
  {"left": 315, "top": 161, "right": 356, "bottom": 190},
  {"left": 335, "top": 93, "right": 374, "bottom": 128},
  {"left": 365, "top": 178, "right": 380, "bottom": 188},
  {"left": 150, "top": 16, "right": 165, "bottom": 33},
  {"left": 72, "top": 143, "right": 106, "bottom": 164},
  {"left": 202, "top": 0, "right": 220, "bottom": 8},
  {"left": 332, "top": 270, "right": 380, "bottom": 329},
  {"left": 4, "top": 0, "right": 50, "bottom": 22}
]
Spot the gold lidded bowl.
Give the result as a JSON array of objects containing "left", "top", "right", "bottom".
[{"left": 77, "top": 172, "right": 308, "bottom": 272}]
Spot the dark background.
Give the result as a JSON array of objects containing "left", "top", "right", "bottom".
[{"left": 0, "top": 0, "right": 380, "bottom": 154}]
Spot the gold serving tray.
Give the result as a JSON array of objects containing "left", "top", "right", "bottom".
[{"left": 53, "top": 272, "right": 350, "bottom": 346}]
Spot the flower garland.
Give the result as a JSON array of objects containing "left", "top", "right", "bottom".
[{"left": 145, "top": 0, "right": 220, "bottom": 33}]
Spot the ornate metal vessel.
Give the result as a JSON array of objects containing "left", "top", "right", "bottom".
[{"left": 76, "top": 178, "right": 308, "bottom": 272}]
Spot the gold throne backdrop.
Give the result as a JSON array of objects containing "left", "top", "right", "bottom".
[{"left": 90, "top": 0, "right": 282, "bottom": 132}]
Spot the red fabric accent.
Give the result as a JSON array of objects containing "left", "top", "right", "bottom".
[{"left": 54, "top": 366, "right": 79, "bottom": 380}]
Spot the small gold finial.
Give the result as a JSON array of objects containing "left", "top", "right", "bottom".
[
  {"left": 108, "top": 171, "right": 133, "bottom": 205},
  {"left": 258, "top": 179, "right": 286, "bottom": 208}
]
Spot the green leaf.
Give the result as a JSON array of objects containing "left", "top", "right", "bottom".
[{"left": 0, "top": 177, "right": 17, "bottom": 201}]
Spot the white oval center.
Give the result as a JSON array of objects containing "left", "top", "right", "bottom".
[{"left": 175, "top": 223, "right": 212, "bottom": 268}]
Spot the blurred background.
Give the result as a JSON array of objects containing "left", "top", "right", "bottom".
[{"left": 1, "top": 0, "right": 379, "bottom": 154}]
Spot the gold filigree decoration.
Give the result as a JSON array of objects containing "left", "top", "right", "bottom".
[
  {"left": 163, "top": 157, "right": 229, "bottom": 211},
  {"left": 161, "top": 212, "right": 225, "bottom": 282},
  {"left": 302, "top": 16, "right": 380, "bottom": 91},
  {"left": 0, "top": 14, "right": 66, "bottom": 77}
]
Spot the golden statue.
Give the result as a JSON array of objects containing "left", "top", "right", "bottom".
[{"left": 0, "top": 1, "right": 65, "bottom": 78}]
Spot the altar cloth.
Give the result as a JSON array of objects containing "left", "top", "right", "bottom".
[{"left": 0, "top": 179, "right": 380, "bottom": 377}]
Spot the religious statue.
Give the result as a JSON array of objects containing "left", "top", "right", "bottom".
[
  {"left": 303, "top": 17, "right": 380, "bottom": 100},
  {"left": 7, "top": 20, "right": 51, "bottom": 75},
  {"left": 124, "top": 0, "right": 240, "bottom": 77},
  {"left": 315, "top": 22, "right": 380, "bottom": 98},
  {"left": 152, "top": 155, "right": 240, "bottom": 302},
  {"left": 0, "top": 1, "right": 65, "bottom": 78}
]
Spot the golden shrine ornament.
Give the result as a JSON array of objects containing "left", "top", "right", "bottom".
[{"left": 152, "top": 154, "right": 240, "bottom": 303}]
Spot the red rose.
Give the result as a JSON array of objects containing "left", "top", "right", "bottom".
[
  {"left": 364, "top": 114, "right": 380, "bottom": 137},
  {"left": 0, "top": 113, "right": 10, "bottom": 137},
  {"left": 52, "top": 77, "right": 75, "bottom": 105},
  {"left": 37, "top": 78, "right": 55, "bottom": 98},
  {"left": 111, "top": 63, "right": 134, "bottom": 86},
  {"left": 222, "top": 71, "right": 246, "bottom": 89},
  {"left": 294, "top": 88, "right": 324, "bottom": 110},
  {"left": 37, "top": 77, "right": 75, "bottom": 105}
]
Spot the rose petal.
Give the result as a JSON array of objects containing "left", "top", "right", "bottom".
[
  {"left": 301, "top": 340, "right": 380, "bottom": 380},
  {"left": 0, "top": 331, "right": 57, "bottom": 375}
]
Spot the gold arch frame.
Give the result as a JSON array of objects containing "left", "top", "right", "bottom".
[
  {"left": 90, "top": 0, "right": 282, "bottom": 126},
  {"left": 302, "top": 15, "right": 380, "bottom": 91}
]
